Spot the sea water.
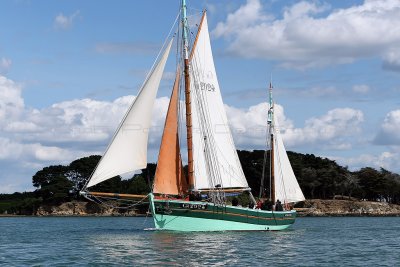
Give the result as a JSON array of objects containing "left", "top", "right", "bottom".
[{"left": 0, "top": 216, "right": 399, "bottom": 266}]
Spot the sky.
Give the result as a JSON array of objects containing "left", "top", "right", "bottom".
[{"left": 1, "top": 0, "right": 400, "bottom": 193}]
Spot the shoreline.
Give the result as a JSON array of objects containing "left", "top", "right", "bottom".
[
  {"left": 295, "top": 199, "right": 400, "bottom": 217},
  {"left": 1, "top": 214, "right": 400, "bottom": 218},
  {"left": 1, "top": 199, "right": 399, "bottom": 217},
  {"left": 0, "top": 214, "right": 400, "bottom": 218}
]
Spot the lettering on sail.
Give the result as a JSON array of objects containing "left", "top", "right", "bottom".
[
  {"left": 199, "top": 82, "right": 215, "bottom": 92},
  {"left": 194, "top": 71, "right": 216, "bottom": 92}
]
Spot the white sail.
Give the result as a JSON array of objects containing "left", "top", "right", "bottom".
[
  {"left": 273, "top": 119, "right": 305, "bottom": 203},
  {"left": 86, "top": 39, "right": 173, "bottom": 188},
  {"left": 190, "top": 14, "right": 249, "bottom": 190}
]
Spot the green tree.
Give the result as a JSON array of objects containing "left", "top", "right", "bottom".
[
  {"left": 355, "top": 167, "right": 384, "bottom": 201},
  {"left": 66, "top": 155, "right": 101, "bottom": 193},
  {"left": 32, "top": 165, "right": 73, "bottom": 204},
  {"left": 124, "top": 175, "right": 150, "bottom": 195}
]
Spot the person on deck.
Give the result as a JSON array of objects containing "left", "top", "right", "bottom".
[
  {"left": 275, "top": 199, "right": 283, "bottom": 211},
  {"left": 259, "top": 199, "right": 272, "bottom": 210},
  {"left": 256, "top": 200, "right": 263, "bottom": 209},
  {"left": 232, "top": 197, "right": 239, "bottom": 206}
]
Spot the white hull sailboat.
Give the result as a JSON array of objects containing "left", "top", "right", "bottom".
[{"left": 81, "top": 0, "right": 305, "bottom": 231}]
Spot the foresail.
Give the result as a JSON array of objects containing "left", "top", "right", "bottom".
[
  {"left": 190, "top": 14, "right": 249, "bottom": 190},
  {"left": 153, "top": 68, "right": 188, "bottom": 195},
  {"left": 273, "top": 120, "right": 305, "bottom": 203},
  {"left": 86, "top": 39, "right": 173, "bottom": 188}
]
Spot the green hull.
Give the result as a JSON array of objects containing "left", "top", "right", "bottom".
[{"left": 149, "top": 194, "right": 296, "bottom": 232}]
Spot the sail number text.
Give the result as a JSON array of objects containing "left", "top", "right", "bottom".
[
  {"left": 181, "top": 203, "right": 208, "bottom": 210},
  {"left": 198, "top": 82, "right": 215, "bottom": 92}
]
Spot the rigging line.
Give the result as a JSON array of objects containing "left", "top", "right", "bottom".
[
  {"left": 192, "top": 67, "right": 247, "bottom": 186},
  {"left": 89, "top": 194, "right": 149, "bottom": 210},
  {"left": 191, "top": 62, "right": 219, "bottom": 184},
  {"left": 260, "top": 132, "right": 270, "bottom": 198},
  {"left": 177, "top": 22, "right": 186, "bottom": 174},
  {"left": 189, "top": 49, "right": 245, "bottom": 189},
  {"left": 89, "top": 196, "right": 146, "bottom": 210},
  {"left": 142, "top": 206, "right": 151, "bottom": 229},
  {"left": 191, "top": 54, "right": 224, "bottom": 203},
  {"left": 187, "top": 12, "right": 224, "bottom": 203}
]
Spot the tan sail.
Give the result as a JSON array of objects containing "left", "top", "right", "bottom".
[{"left": 153, "top": 68, "right": 188, "bottom": 195}]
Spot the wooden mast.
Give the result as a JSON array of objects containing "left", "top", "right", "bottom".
[{"left": 181, "top": 0, "right": 194, "bottom": 190}]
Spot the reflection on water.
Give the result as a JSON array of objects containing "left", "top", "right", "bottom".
[
  {"left": 1, "top": 217, "right": 399, "bottom": 266},
  {"left": 86, "top": 222, "right": 315, "bottom": 266}
]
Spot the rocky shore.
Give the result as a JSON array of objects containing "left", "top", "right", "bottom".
[
  {"left": 296, "top": 199, "right": 400, "bottom": 217},
  {"left": 2, "top": 199, "right": 400, "bottom": 217},
  {"left": 34, "top": 201, "right": 144, "bottom": 216}
]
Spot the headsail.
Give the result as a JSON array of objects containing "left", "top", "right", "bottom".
[
  {"left": 85, "top": 39, "right": 173, "bottom": 188},
  {"left": 189, "top": 13, "right": 249, "bottom": 191},
  {"left": 273, "top": 115, "right": 305, "bottom": 203},
  {"left": 153, "top": 68, "right": 188, "bottom": 195}
]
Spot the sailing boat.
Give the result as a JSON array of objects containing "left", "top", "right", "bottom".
[{"left": 80, "top": 0, "right": 304, "bottom": 231}]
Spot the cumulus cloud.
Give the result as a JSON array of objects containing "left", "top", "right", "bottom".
[
  {"left": 0, "top": 75, "right": 24, "bottom": 122},
  {"left": 225, "top": 102, "right": 364, "bottom": 150},
  {"left": 334, "top": 151, "right": 400, "bottom": 171},
  {"left": 213, "top": 0, "right": 400, "bottom": 69},
  {"left": 0, "top": 137, "right": 75, "bottom": 162},
  {"left": 0, "top": 74, "right": 170, "bottom": 193},
  {"left": 374, "top": 109, "right": 400, "bottom": 145},
  {"left": 5, "top": 95, "right": 169, "bottom": 151},
  {"left": 383, "top": 49, "right": 400, "bottom": 71},
  {"left": 54, "top": 10, "right": 80, "bottom": 30}
]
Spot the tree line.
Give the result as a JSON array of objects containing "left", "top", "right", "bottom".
[{"left": 1, "top": 150, "right": 400, "bottom": 214}]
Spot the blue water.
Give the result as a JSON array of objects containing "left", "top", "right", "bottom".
[{"left": 0, "top": 217, "right": 399, "bottom": 266}]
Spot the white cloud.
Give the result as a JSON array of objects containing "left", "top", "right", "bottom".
[
  {"left": 225, "top": 102, "right": 364, "bottom": 150},
  {"left": 0, "top": 136, "right": 93, "bottom": 193},
  {"left": 334, "top": 151, "right": 400, "bottom": 171},
  {"left": 383, "top": 48, "right": 400, "bottom": 71},
  {"left": 374, "top": 109, "right": 400, "bottom": 145},
  {"left": 0, "top": 137, "right": 75, "bottom": 162},
  {"left": 0, "top": 74, "right": 171, "bottom": 193},
  {"left": 54, "top": 10, "right": 80, "bottom": 30},
  {"left": 213, "top": 0, "right": 400, "bottom": 69},
  {"left": 0, "top": 75, "right": 24, "bottom": 123},
  {"left": 285, "top": 108, "right": 364, "bottom": 148}
]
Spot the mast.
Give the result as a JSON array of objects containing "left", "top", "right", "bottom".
[
  {"left": 268, "top": 81, "right": 276, "bottom": 204},
  {"left": 181, "top": 0, "right": 194, "bottom": 191}
]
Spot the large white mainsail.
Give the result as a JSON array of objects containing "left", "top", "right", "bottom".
[
  {"left": 85, "top": 39, "right": 173, "bottom": 188},
  {"left": 189, "top": 14, "right": 248, "bottom": 190},
  {"left": 273, "top": 119, "right": 305, "bottom": 203}
]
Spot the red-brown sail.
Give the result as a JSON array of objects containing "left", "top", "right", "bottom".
[{"left": 153, "top": 68, "right": 187, "bottom": 195}]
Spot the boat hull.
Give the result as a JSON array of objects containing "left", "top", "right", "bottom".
[{"left": 149, "top": 194, "right": 296, "bottom": 232}]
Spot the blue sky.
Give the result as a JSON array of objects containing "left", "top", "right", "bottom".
[{"left": 1, "top": 0, "right": 400, "bottom": 193}]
